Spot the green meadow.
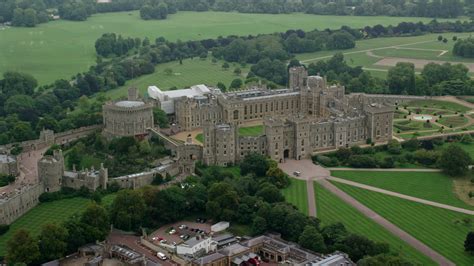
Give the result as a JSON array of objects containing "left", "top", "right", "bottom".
[
  {"left": 282, "top": 178, "right": 309, "bottom": 215},
  {"left": 0, "top": 11, "right": 461, "bottom": 85}
]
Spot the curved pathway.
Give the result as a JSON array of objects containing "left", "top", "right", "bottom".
[
  {"left": 327, "top": 167, "right": 441, "bottom": 172},
  {"left": 328, "top": 176, "right": 474, "bottom": 215},
  {"left": 279, "top": 159, "right": 455, "bottom": 266}
]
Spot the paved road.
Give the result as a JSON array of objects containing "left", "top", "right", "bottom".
[
  {"left": 279, "top": 159, "right": 329, "bottom": 217},
  {"left": 316, "top": 178, "right": 455, "bottom": 266},
  {"left": 327, "top": 167, "right": 441, "bottom": 172},
  {"left": 328, "top": 176, "right": 474, "bottom": 215}
]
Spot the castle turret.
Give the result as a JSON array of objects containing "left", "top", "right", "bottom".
[
  {"left": 99, "top": 163, "right": 108, "bottom": 190},
  {"left": 289, "top": 66, "right": 307, "bottom": 91},
  {"left": 38, "top": 150, "right": 65, "bottom": 192},
  {"left": 203, "top": 121, "right": 237, "bottom": 166}
]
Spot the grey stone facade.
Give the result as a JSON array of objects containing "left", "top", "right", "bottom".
[
  {"left": 195, "top": 67, "right": 394, "bottom": 166},
  {"left": 102, "top": 88, "right": 154, "bottom": 138},
  {"left": 0, "top": 154, "right": 19, "bottom": 177}
]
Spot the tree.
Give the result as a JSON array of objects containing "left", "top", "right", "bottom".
[
  {"left": 252, "top": 216, "right": 267, "bottom": 235},
  {"left": 110, "top": 190, "right": 145, "bottom": 231},
  {"left": 387, "top": 62, "right": 415, "bottom": 94},
  {"left": 298, "top": 226, "right": 326, "bottom": 252},
  {"left": 326, "top": 31, "right": 356, "bottom": 50},
  {"left": 255, "top": 183, "right": 284, "bottom": 203},
  {"left": 438, "top": 35, "right": 443, "bottom": 41},
  {"left": 153, "top": 107, "right": 169, "bottom": 128},
  {"left": 233, "top": 67, "right": 242, "bottom": 76},
  {"left": 341, "top": 234, "right": 389, "bottom": 262},
  {"left": 222, "top": 62, "right": 230, "bottom": 70},
  {"left": 81, "top": 202, "right": 110, "bottom": 240},
  {"left": 358, "top": 254, "right": 417, "bottom": 266},
  {"left": 217, "top": 82, "right": 227, "bottom": 92},
  {"left": 464, "top": 232, "right": 474, "bottom": 253},
  {"left": 240, "top": 152, "right": 269, "bottom": 177},
  {"left": 38, "top": 223, "right": 68, "bottom": 262},
  {"left": 230, "top": 78, "right": 243, "bottom": 89},
  {"left": 387, "top": 139, "right": 402, "bottom": 154},
  {"left": 6, "top": 229, "right": 40, "bottom": 265},
  {"left": 438, "top": 144, "right": 472, "bottom": 176}
]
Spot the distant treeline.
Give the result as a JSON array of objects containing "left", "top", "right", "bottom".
[{"left": 1, "top": 0, "right": 472, "bottom": 27}]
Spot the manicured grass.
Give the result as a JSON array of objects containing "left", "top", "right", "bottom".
[
  {"left": 0, "top": 197, "right": 91, "bottom": 256},
  {"left": 195, "top": 125, "right": 264, "bottom": 144},
  {"left": 393, "top": 119, "right": 439, "bottom": 132},
  {"left": 0, "top": 11, "right": 453, "bottom": 85},
  {"left": 282, "top": 178, "right": 309, "bottom": 215},
  {"left": 332, "top": 182, "right": 474, "bottom": 266},
  {"left": 195, "top": 133, "right": 204, "bottom": 144},
  {"left": 101, "top": 193, "right": 117, "bottom": 207},
  {"left": 331, "top": 170, "right": 474, "bottom": 210},
  {"left": 103, "top": 58, "right": 249, "bottom": 99},
  {"left": 407, "top": 99, "right": 471, "bottom": 112},
  {"left": 437, "top": 115, "right": 469, "bottom": 128},
  {"left": 314, "top": 183, "right": 435, "bottom": 265},
  {"left": 238, "top": 125, "right": 264, "bottom": 137}
]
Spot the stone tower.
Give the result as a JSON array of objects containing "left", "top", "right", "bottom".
[
  {"left": 99, "top": 163, "right": 108, "bottom": 190},
  {"left": 38, "top": 150, "right": 64, "bottom": 192},
  {"left": 289, "top": 66, "right": 307, "bottom": 91},
  {"left": 203, "top": 121, "right": 237, "bottom": 166},
  {"left": 128, "top": 87, "right": 139, "bottom": 101}
]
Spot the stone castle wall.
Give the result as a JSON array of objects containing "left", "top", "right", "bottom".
[{"left": 0, "top": 183, "right": 44, "bottom": 225}]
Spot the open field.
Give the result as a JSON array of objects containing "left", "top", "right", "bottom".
[
  {"left": 103, "top": 58, "right": 249, "bottom": 99},
  {"left": 332, "top": 182, "right": 474, "bottom": 266},
  {"left": 331, "top": 170, "right": 474, "bottom": 210},
  {"left": 0, "top": 11, "right": 462, "bottom": 85},
  {"left": 314, "top": 183, "right": 435, "bottom": 265},
  {"left": 0, "top": 197, "right": 91, "bottom": 256},
  {"left": 406, "top": 99, "right": 471, "bottom": 112},
  {"left": 296, "top": 33, "right": 473, "bottom": 77},
  {"left": 282, "top": 179, "right": 309, "bottom": 215}
]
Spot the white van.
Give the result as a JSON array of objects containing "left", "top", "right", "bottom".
[
  {"left": 157, "top": 252, "right": 167, "bottom": 260},
  {"left": 293, "top": 171, "right": 301, "bottom": 177}
]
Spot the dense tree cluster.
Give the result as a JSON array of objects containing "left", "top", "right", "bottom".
[
  {"left": 6, "top": 202, "right": 109, "bottom": 265},
  {"left": 1, "top": 0, "right": 50, "bottom": 27},
  {"left": 314, "top": 136, "right": 473, "bottom": 173},
  {"left": 58, "top": 0, "right": 96, "bottom": 21},
  {"left": 140, "top": 1, "right": 175, "bottom": 20},
  {"left": 453, "top": 38, "right": 474, "bottom": 58},
  {"left": 65, "top": 133, "right": 170, "bottom": 177},
  {"left": 95, "top": 33, "right": 141, "bottom": 57}
]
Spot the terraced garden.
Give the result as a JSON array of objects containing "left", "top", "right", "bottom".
[
  {"left": 393, "top": 119, "right": 439, "bottom": 133},
  {"left": 0, "top": 197, "right": 91, "bottom": 256},
  {"left": 314, "top": 183, "right": 435, "bottom": 265},
  {"left": 332, "top": 182, "right": 474, "bottom": 266},
  {"left": 437, "top": 115, "right": 469, "bottom": 128},
  {"left": 331, "top": 170, "right": 473, "bottom": 210}
]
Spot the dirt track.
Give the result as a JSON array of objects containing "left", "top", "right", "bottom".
[{"left": 375, "top": 57, "right": 474, "bottom": 72}]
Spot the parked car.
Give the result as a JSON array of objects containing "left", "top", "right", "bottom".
[
  {"left": 160, "top": 239, "right": 167, "bottom": 244},
  {"left": 169, "top": 229, "right": 176, "bottom": 235},
  {"left": 157, "top": 252, "right": 167, "bottom": 260},
  {"left": 293, "top": 171, "right": 301, "bottom": 177},
  {"left": 178, "top": 224, "right": 188, "bottom": 230}
]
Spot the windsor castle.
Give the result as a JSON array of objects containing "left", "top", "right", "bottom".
[{"left": 152, "top": 66, "right": 395, "bottom": 166}]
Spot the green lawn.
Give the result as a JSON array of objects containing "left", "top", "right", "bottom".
[
  {"left": 0, "top": 197, "right": 91, "bottom": 256},
  {"left": 332, "top": 182, "right": 474, "bottom": 266},
  {"left": 0, "top": 11, "right": 461, "bottom": 85},
  {"left": 282, "top": 178, "right": 309, "bottom": 215},
  {"left": 437, "top": 115, "right": 469, "bottom": 128},
  {"left": 331, "top": 170, "right": 474, "bottom": 210},
  {"left": 394, "top": 119, "right": 439, "bottom": 132},
  {"left": 238, "top": 125, "right": 264, "bottom": 137},
  {"left": 314, "top": 183, "right": 435, "bottom": 265},
  {"left": 195, "top": 125, "right": 264, "bottom": 144},
  {"left": 103, "top": 58, "right": 249, "bottom": 100}
]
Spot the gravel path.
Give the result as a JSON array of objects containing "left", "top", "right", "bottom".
[{"left": 327, "top": 167, "right": 441, "bottom": 172}]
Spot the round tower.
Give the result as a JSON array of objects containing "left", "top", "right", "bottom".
[{"left": 37, "top": 150, "right": 64, "bottom": 192}]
